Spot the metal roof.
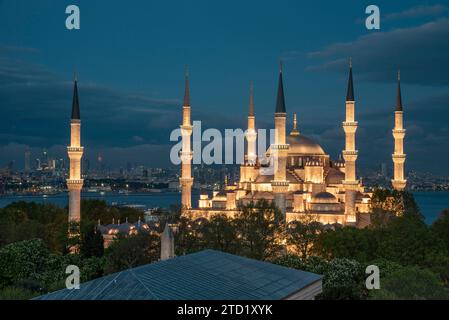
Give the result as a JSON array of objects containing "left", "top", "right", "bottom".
[{"left": 35, "top": 250, "right": 322, "bottom": 300}]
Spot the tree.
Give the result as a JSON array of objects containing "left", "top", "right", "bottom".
[
  {"left": 80, "top": 224, "right": 104, "bottom": 258},
  {"left": 0, "top": 239, "right": 50, "bottom": 289},
  {"left": 286, "top": 215, "right": 323, "bottom": 259},
  {"left": 234, "top": 200, "right": 284, "bottom": 260},
  {"left": 104, "top": 233, "right": 160, "bottom": 274},
  {"left": 203, "top": 214, "right": 238, "bottom": 253},
  {"left": 431, "top": 209, "right": 449, "bottom": 254},
  {"left": 370, "top": 189, "right": 423, "bottom": 220},
  {"left": 272, "top": 254, "right": 366, "bottom": 300},
  {"left": 175, "top": 217, "right": 207, "bottom": 255},
  {"left": 313, "top": 227, "right": 378, "bottom": 263},
  {"left": 319, "top": 258, "right": 366, "bottom": 300},
  {"left": 369, "top": 266, "right": 449, "bottom": 300}
]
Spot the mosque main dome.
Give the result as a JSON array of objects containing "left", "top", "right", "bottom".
[{"left": 286, "top": 134, "right": 325, "bottom": 155}]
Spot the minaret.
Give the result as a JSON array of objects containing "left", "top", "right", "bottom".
[
  {"left": 180, "top": 67, "right": 193, "bottom": 209},
  {"left": 392, "top": 71, "right": 407, "bottom": 190},
  {"left": 67, "top": 77, "right": 84, "bottom": 239},
  {"left": 271, "top": 62, "right": 289, "bottom": 215},
  {"left": 342, "top": 59, "right": 358, "bottom": 224},
  {"left": 245, "top": 82, "right": 257, "bottom": 165}
]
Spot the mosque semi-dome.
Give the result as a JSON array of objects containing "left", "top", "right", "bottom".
[{"left": 311, "top": 191, "right": 338, "bottom": 204}]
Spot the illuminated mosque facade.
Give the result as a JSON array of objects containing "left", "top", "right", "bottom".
[{"left": 179, "top": 62, "right": 407, "bottom": 227}]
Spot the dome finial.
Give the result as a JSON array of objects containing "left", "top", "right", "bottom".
[
  {"left": 349, "top": 57, "right": 352, "bottom": 68},
  {"left": 290, "top": 112, "right": 300, "bottom": 136}
]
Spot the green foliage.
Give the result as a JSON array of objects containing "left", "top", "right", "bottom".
[
  {"left": 431, "top": 209, "right": 449, "bottom": 254},
  {"left": 313, "top": 227, "right": 378, "bottom": 262},
  {"left": 0, "top": 202, "right": 67, "bottom": 252},
  {"left": 369, "top": 266, "right": 449, "bottom": 300},
  {"left": 175, "top": 217, "right": 208, "bottom": 255},
  {"left": 320, "top": 258, "right": 366, "bottom": 300},
  {"left": 174, "top": 201, "right": 284, "bottom": 261},
  {"left": 234, "top": 200, "right": 284, "bottom": 260},
  {"left": 0, "top": 286, "right": 39, "bottom": 300},
  {"left": 80, "top": 224, "right": 104, "bottom": 258},
  {"left": 202, "top": 215, "right": 238, "bottom": 253},
  {"left": 81, "top": 199, "right": 142, "bottom": 226},
  {"left": 0, "top": 239, "right": 50, "bottom": 289},
  {"left": 272, "top": 254, "right": 366, "bottom": 300},
  {"left": 0, "top": 238, "right": 105, "bottom": 294},
  {"left": 370, "top": 189, "right": 423, "bottom": 220},
  {"left": 286, "top": 219, "right": 323, "bottom": 259},
  {"left": 104, "top": 233, "right": 160, "bottom": 274}
]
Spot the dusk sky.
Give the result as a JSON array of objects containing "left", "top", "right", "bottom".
[{"left": 1, "top": 0, "right": 449, "bottom": 174}]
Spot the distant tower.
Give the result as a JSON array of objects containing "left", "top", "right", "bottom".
[
  {"left": 67, "top": 77, "right": 84, "bottom": 239},
  {"left": 180, "top": 67, "right": 193, "bottom": 209},
  {"left": 271, "top": 62, "right": 290, "bottom": 215},
  {"left": 342, "top": 59, "right": 358, "bottom": 224},
  {"left": 245, "top": 82, "right": 257, "bottom": 165},
  {"left": 392, "top": 71, "right": 407, "bottom": 191}
]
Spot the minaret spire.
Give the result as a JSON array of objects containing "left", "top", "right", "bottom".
[
  {"left": 183, "top": 65, "right": 190, "bottom": 107},
  {"left": 275, "top": 61, "right": 286, "bottom": 113},
  {"left": 71, "top": 77, "right": 80, "bottom": 120},
  {"left": 396, "top": 70, "right": 402, "bottom": 111},
  {"left": 392, "top": 70, "right": 407, "bottom": 191},
  {"left": 248, "top": 81, "right": 254, "bottom": 116},
  {"left": 346, "top": 58, "right": 354, "bottom": 102}
]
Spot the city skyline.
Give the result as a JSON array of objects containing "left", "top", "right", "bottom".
[{"left": 1, "top": 1, "right": 449, "bottom": 174}]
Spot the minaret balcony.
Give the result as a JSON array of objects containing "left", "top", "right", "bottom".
[
  {"left": 179, "top": 177, "right": 193, "bottom": 187},
  {"left": 271, "top": 144, "right": 290, "bottom": 150},
  {"left": 392, "top": 154, "right": 406, "bottom": 163},
  {"left": 180, "top": 151, "right": 193, "bottom": 162},
  {"left": 392, "top": 129, "right": 406, "bottom": 139},
  {"left": 342, "top": 150, "right": 358, "bottom": 162},
  {"left": 180, "top": 125, "right": 193, "bottom": 135},
  {"left": 271, "top": 180, "right": 289, "bottom": 193},
  {"left": 342, "top": 122, "right": 358, "bottom": 134},
  {"left": 67, "top": 146, "right": 84, "bottom": 152}
]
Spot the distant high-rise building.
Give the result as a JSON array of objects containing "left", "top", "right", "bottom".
[
  {"left": 7, "top": 160, "right": 15, "bottom": 172},
  {"left": 381, "top": 163, "right": 387, "bottom": 177},
  {"left": 24, "top": 149, "right": 31, "bottom": 172},
  {"left": 42, "top": 149, "right": 48, "bottom": 167}
]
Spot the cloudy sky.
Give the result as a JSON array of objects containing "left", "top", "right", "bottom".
[{"left": 0, "top": 0, "right": 448, "bottom": 174}]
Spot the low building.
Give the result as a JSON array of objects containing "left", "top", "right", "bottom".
[{"left": 35, "top": 250, "right": 323, "bottom": 300}]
